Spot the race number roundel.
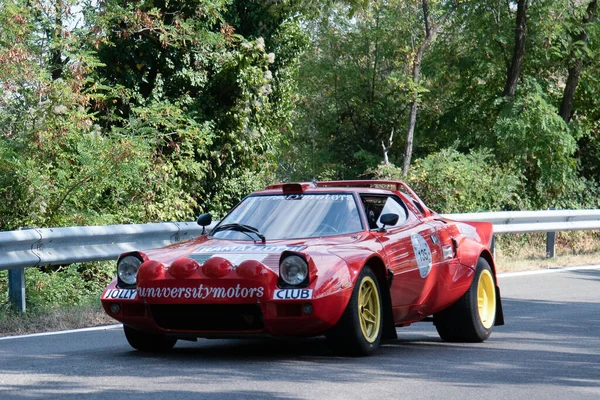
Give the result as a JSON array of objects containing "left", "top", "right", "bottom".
[{"left": 411, "top": 234, "right": 432, "bottom": 278}]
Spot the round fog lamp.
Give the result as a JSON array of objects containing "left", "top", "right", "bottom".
[
  {"left": 109, "top": 303, "right": 121, "bottom": 314},
  {"left": 302, "top": 303, "right": 313, "bottom": 315}
]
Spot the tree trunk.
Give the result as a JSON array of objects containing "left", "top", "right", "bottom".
[
  {"left": 559, "top": 63, "right": 582, "bottom": 122},
  {"left": 503, "top": 0, "right": 528, "bottom": 97},
  {"left": 50, "top": 0, "right": 64, "bottom": 81},
  {"left": 402, "top": 0, "right": 448, "bottom": 177},
  {"left": 559, "top": 0, "right": 598, "bottom": 122},
  {"left": 402, "top": 49, "right": 423, "bottom": 177},
  {"left": 382, "top": 128, "right": 394, "bottom": 165}
]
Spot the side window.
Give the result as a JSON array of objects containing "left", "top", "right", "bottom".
[{"left": 361, "top": 195, "right": 408, "bottom": 229}]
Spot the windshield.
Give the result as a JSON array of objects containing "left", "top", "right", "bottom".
[{"left": 211, "top": 193, "right": 364, "bottom": 240}]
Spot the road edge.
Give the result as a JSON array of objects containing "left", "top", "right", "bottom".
[
  {"left": 498, "top": 264, "right": 600, "bottom": 278},
  {"left": 0, "top": 323, "right": 122, "bottom": 341}
]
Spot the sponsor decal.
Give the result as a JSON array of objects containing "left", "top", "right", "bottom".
[
  {"left": 273, "top": 289, "right": 313, "bottom": 300},
  {"left": 137, "top": 284, "right": 265, "bottom": 300},
  {"left": 411, "top": 234, "right": 432, "bottom": 278},
  {"left": 102, "top": 289, "right": 137, "bottom": 300},
  {"left": 193, "top": 245, "right": 305, "bottom": 254},
  {"left": 257, "top": 194, "right": 350, "bottom": 202}
]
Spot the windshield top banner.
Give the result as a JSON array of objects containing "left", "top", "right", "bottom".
[{"left": 193, "top": 245, "right": 306, "bottom": 254}]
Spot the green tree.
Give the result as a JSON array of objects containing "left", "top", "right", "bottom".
[
  {"left": 286, "top": 1, "right": 438, "bottom": 180},
  {"left": 89, "top": 0, "right": 308, "bottom": 216},
  {"left": 0, "top": 0, "right": 196, "bottom": 229}
]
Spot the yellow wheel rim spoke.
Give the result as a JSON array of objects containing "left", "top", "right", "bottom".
[
  {"left": 360, "top": 285, "right": 372, "bottom": 305},
  {"left": 358, "top": 275, "right": 381, "bottom": 343},
  {"left": 362, "top": 308, "right": 376, "bottom": 324},
  {"left": 477, "top": 269, "right": 496, "bottom": 329}
]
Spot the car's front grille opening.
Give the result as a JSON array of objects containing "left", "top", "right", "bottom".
[{"left": 150, "top": 304, "right": 264, "bottom": 331}]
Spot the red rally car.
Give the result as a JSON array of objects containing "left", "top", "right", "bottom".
[{"left": 101, "top": 180, "right": 504, "bottom": 356}]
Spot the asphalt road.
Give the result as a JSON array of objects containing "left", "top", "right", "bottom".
[{"left": 1, "top": 267, "right": 599, "bottom": 399}]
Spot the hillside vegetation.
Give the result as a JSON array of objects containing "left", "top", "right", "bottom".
[{"left": 1, "top": 1, "right": 599, "bottom": 313}]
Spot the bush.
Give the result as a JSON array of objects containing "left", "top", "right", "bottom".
[
  {"left": 0, "top": 262, "right": 114, "bottom": 313},
  {"left": 371, "top": 148, "right": 524, "bottom": 213}
]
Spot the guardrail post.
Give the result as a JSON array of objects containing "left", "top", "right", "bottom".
[
  {"left": 490, "top": 235, "right": 496, "bottom": 257},
  {"left": 546, "top": 232, "right": 556, "bottom": 258},
  {"left": 8, "top": 267, "right": 26, "bottom": 312},
  {"left": 545, "top": 207, "right": 556, "bottom": 258}
]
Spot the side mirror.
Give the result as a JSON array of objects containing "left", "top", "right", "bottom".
[
  {"left": 197, "top": 213, "right": 212, "bottom": 226},
  {"left": 379, "top": 213, "right": 399, "bottom": 232},
  {"left": 197, "top": 213, "right": 212, "bottom": 235}
]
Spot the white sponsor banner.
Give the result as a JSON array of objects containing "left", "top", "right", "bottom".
[
  {"left": 102, "top": 289, "right": 138, "bottom": 300},
  {"left": 138, "top": 284, "right": 265, "bottom": 300},
  {"left": 257, "top": 194, "right": 350, "bottom": 202},
  {"left": 193, "top": 245, "right": 305, "bottom": 254},
  {"left": 273, "top": 289, "right": 313, "bottom": 300}
]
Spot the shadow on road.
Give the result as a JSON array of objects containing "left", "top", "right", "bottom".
[{"left": 0, "top": 297, "right": 598, "bottom": 399}]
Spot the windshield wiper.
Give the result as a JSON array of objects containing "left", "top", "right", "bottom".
[{"left": 212, "top": 223, "right": 266, "bottom": 243}]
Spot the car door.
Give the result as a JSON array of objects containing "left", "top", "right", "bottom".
[
  {"left": 362, "top": 194, "right": 441, "bottom": 322},
  {"left": 413, "top": 217, "right": 460, "bottom": 317}
]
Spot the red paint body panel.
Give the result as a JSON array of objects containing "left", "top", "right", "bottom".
[{"left": 101, "top": 180, "right": 501, "bottom": 339}]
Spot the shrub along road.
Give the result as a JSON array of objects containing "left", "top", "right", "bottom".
[{"left": 0, "top": 266, "right": 598, "bottom": 399}]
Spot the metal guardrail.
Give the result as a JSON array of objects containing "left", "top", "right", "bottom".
[
  {"left": 1, "top": 210, "right": 599, "bottom": 312},
  {"left": 442, "top": 210, "right": 600, "bottom": 233},
  {"left": 1, "top": 222, "right": 215, "bottom": 312},
  {"left": 0, "top": 222, "right": 212, "bottom": 271}
]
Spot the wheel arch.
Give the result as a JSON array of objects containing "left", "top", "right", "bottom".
[
  {"left": 364, "top": 255, "right": 397, "bottom": 340},
  {"left": 479, "top": 249, "right": 496, "bottom": 276},
  {"left": 478, "top": 249, "right": 504, "bottom": 326}
]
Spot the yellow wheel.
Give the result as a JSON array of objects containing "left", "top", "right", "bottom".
[
  {"left": 477, "top": 269, "right": 496, "bottom": 329},
  {"left": 434, "top": 258, "right": 498, "bottom": 342},
  {"left": 327, "top": 266, "right": 383, "bottom": 356},
  {"left": 358, "top": 276, "right": 381, "bottom": 343}
]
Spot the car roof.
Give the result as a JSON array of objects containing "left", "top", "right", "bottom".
[{"left": 254, "top": 180, "right": 432, "bottom": 217}]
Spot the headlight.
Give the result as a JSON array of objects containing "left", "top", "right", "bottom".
[
  {"left": 279, "top": 255, "right": 308, "bottom": 285},
  {"left": 118, "top": 255, "right": 142, "bottom": 286}
]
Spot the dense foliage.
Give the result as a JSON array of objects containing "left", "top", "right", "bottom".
[
  {"left": 2, "top": 0, "right": 600, "bottom": 316},
  {"left": 371, "top": 149, "right": 524, "bottom": 213},
  {"left": 1, "top": 0, "right": 308, "bottom": 230},
  {"left": 291, "top": 0, "right": 600, "bottom": 210},
  {"left": 2, "top": 0, "right": 600, "bottom": 233}
]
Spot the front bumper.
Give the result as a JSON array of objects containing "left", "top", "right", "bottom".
[
  {"left": 101, "top": 257, "right": 352, "bottom": 338},
  {"left": 102, "top": 283, "right": 350, "bottom": 337}
]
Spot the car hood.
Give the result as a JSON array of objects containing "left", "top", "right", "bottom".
[{"left": 138, "top": 233, "right": 369, "bottom": 272}]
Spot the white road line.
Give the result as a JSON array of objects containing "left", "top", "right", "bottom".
[
  {"left": 498, "top": 264, "right": 600, "bottom": 278},
  {"left": 0, "top": 324, "right": 122, "bottom": 341}
]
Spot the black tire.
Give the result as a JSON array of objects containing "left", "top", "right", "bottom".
[
  {"left": 123, "top": 325, "right": 177, "bottom": 352},
  {"left": 327, "top": 266, "right": 383, "bottom": 356},
  {"left": 434, "top": 257, "right": 497, "bottom": 342}
]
